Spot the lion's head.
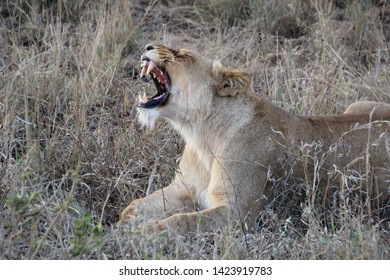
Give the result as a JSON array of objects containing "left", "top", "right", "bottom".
[{"left": 137, "top": 43, "right": 252, "bottom": 128}]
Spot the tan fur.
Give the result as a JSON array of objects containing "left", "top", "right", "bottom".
[
  {"left": 120, "top": 44, "right": 390, "bottom": 234},
  {"left": 344, "top": 101, "right": 390, "bottom": 115}
]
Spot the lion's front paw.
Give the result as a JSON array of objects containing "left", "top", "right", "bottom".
[
  {"left": 145, "top": 220, "right": 170, "bottom": 235},
  {"left": 118, "top": 202, "right": 143, "bottom": 226}
]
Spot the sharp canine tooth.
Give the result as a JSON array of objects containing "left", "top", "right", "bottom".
[
  {"left": 140, "top": 66, "right": 147, "bottom": 78},
  {"left": 146, "top": 62, "right": 155, "bottom": 75},
  {"left": 142, "top": 92, "right": 148, "bottom": 102},
  {"left": 138, "top": 93, "right": 148, "bottom": 103}
]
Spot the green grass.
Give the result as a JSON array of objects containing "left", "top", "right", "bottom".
[{"left": 0, "top": 0, "right": 389, "bottom": 259}]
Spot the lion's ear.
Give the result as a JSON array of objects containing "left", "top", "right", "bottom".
[{"left": 212, "top": 62, "right": 252, "bottom": 97}]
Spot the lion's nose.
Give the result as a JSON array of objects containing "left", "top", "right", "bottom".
[{"left": 145, "top": 44, "right": 155, "bottom": 52}]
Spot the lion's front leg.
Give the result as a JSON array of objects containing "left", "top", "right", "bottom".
[
  {"left": 143, "top": 158, "right": 267, "bottom": 234},
  {"left": 119, "top": 146, "right": 210, "bottom": 227},
  {"left": 144, "top": 205, "right": 230, "bottom": 234},
  {"left": 119, "top": 180, "right": 195, "bottom": 225}
]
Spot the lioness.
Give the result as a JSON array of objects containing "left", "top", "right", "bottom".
[{"left": 120, "top": 43, "right": 390, "bottom": 234}]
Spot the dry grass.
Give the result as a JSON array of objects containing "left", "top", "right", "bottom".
[{"left": 0, "top": 0, "right": 389, "bottom": 259}]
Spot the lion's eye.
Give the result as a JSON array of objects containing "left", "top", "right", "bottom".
[{"left": 145, "top": 45, "right": 154, "bottom": 51}]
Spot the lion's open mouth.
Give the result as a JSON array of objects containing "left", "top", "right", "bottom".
[{"left": 138, "top": 60, "right": 171, "bottom": 109}]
